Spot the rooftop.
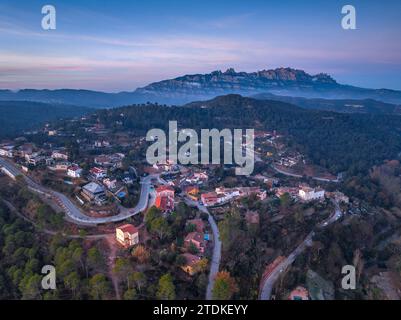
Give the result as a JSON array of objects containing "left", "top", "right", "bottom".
[
  {"left": 83, "top": 182, "right": 104, "bottom": 194},
  {"left": 117, "top": 224, "right": 138, "bottom": 234}
]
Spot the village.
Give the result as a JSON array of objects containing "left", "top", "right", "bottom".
[{"left": 0, "top": 114, "right": 351, "bottom": 300}]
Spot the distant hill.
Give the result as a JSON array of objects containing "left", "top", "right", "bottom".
[
  {"left": 0, "top": 89, "right": 134, "bottom": 109},
  {"left": 96, "top": 94, "right": 401, "bottom": 174},
  {"left": 1, "top": 67, "right": 401, "bottom": 107},
  {"left": 0, "top": 101, "right": 91, "bottom": 138},
  {"left": 252, "top": 93, "right": 401, "bottom": 115}
]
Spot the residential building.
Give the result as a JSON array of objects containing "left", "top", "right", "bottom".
[
  {"left": 94, "top": 153, "right": 124, "bottom": 168},
  {"left": 52, "top": 150, "right": 69, "bottom": 160},
  {"left": 155, "top": 185, "right": 175, "bottom": 198},
  {"left": 82, "top": 182, "right": 106, "bottom": 205},
  {"left": 275, "top": 187, "right": 299, "bottom": 198},
  {"left": 27, "top": 155, "right": 45, "bottom": 166},
  {"left": 201, "top": 192, "right": 218, "bottom": 207},
  {"left": 90, "top": 167, "right": 107, "bottom": 180},
  {"left": 17, "top": 144, "right": 34, "bottom": 158},
  {"left": 299, "top": 186, "right": 325, "bottom": 201},
  {"left": 0, "top": 145, "right": 14, "bottom": 158},
  {"left": 185, "top": 171, "right": 208, "bottom": 184},
  {"left": 155, "top": 194, "right": 175, "bottom": 212},
  {"left": 215, "top": 186, "right": 266, "bottom": 202},
  {"left": 94, "top": 140, "right": 110, "bottom": 148},
  {"left": 54, "top": 162, "right": 70, "bottom": 171},
  {"left": 48, "top": 130, "right": 57, "bottom": 136},
  {"left": 154, "top": 185, "right": 175, "bottom": 212},
  {"left": 103, "top": 178, "right": 117, "bottom": 191},
  {"left": 184, "top": 232, "right": 205, "bottom": 254},
  {"left": 67, "top": 165, "right": 83, "bottom": 178},
  {"left": 94, "top": 155, "right": 112, "bottom": 167},
  {"left": 116, "top": 224, "right": 139, "bottom": 247},
  {"left": 180, "top": 253, "right": 201, "bottom": 276}
]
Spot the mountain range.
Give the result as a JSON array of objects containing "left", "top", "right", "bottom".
[{"left": 1, "top": 68, "right": 401, "bottom": 108}]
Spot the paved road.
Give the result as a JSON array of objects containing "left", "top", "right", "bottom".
[
  {"left": 202, "top": 204, "right": 222, "bottom": 300},
  {"left": 1, "top": 158, "right": 154, "bottom": 225},
  {"left": 182, "top": 196, "right": 221, "bottom": 300},
  {"left": 259, "top": 200, "right": 343, "bottom": 300},
  {"left": 272, "top": 164, "right": 339, "bottom": 183},
  {"left": 2, "top": 200, "right": 112, "bottom": 239}
]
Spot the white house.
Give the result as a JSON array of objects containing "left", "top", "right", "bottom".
[
  {"left": 103, "top": 178, "right": 117, "bottom": 190},
  {"left": 67, "top": 165, "right": 83, "bottom": 178},
  {"left": 0, "top": 145, "right": 14, "bottom": 158},
  {"left": 48, "top": 130, "right": 57, "bottom": 136},
  {"left": 52, "top": 150, "right": 69, "bottom": 160},
  {"left": 94, "top": 140, "right": 110, "bottom": 148},
  {"left": 116, "top": 224, "right": 139, "bottom": 247},
  {"left": 28, "top": 156, "right": 45, "bottom": 166},
  {"left": 185, "top": 172, "right": 209, "bottom": 184},
  {"left": 90, "top": 167, "right": 107, "bottom": 180},
  {"left": 299, "top": 186, "right": 325, "bottom": 201}
]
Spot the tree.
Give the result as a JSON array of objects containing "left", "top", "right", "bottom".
[
  {"left": 64, "top": 271, "right": 80, "bottom": 299},
  {"left": 129, "top": 272, "right": 147, "bottom": 292},
  {"left": 72, "top": 247, "right": 85, "bottom": 272},
  {"left": 20, "top": 274, "right": 42, "bottom": 300},
  {"left": 132, "top": 245, "right": 150, "bottom": 264},
  {"left": 218, "top": 210, "right": 241, "bottom": 252},
  {"left": 89, "top": 274, "right": 110, "bottom": 300},
  {"left": 194, "top": 258, "right": 209, "bottom": 273},
  {"left": 280, "top": 193, "right": 291, "bottom": 210},
  {"left": 87, "top": 247, "right": 104, "bottom": 273},
  {"left": 212, "top": 271, "right": 238, "bottom": 300},
  {"left": 145, "top": 206, "right": 162, "bottom": 229},
  {"left": 150, "top": 217, "right": 171, "bottom": 240},
  {"left": 58, "top": 259, "right": 75, "bottom": 278},
  {"left": 156, "top": 273, "right": 176, "bottom": 300},
  {"left": 124, "top": 288, "right": 138, "bottom": 300},
  {"left": 113, "top": 258, "right": 133, "bottom": 289},
  {"left": 175, "top": 255, "right": 187, "bottom": 267}
]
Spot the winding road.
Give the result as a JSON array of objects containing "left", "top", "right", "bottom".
[
  {"left": 182, "top": 196, "right": 221, "bottom": 300},
  {"left": 2, "top": 157, "right": 222, "bottom": 299},
  {"left": 272, "top": 164, "right": 339, "bottom": 183},
  {"left": 0, "top": 157, "right": 154, "bottom": 225},
  {"left": 259, "top": 200, "right": 343, "bottom": 300}
]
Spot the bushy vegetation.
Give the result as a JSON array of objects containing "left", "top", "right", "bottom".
[{"left": 0, "top": 201, "right": 112, "bottom": 300}]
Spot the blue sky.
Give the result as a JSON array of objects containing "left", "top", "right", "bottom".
[{"left": 0, "top": 0, "right": 400, "bottom": 91}]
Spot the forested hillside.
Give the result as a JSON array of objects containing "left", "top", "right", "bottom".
[
  {"left": 96, "top": 95, "right": 401, "bottom": 175},
  {"left": 0, "top": 101, "right": 91, "bottom": 138}
]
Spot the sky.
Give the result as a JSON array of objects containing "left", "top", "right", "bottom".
[{"left": 0, "top": 0, "right": 400, "bottom": 92}]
